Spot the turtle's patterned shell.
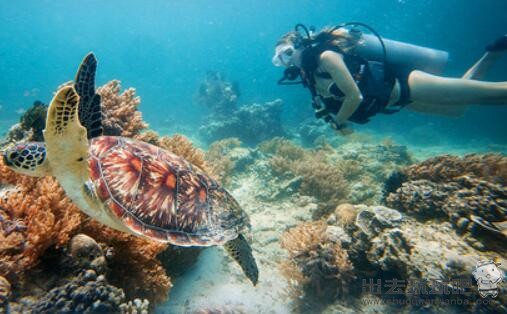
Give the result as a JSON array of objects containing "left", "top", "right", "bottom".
[{"left": 88, "top": 136, "right": 248, "bottom": 246}]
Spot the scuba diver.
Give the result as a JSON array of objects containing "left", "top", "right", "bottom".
[{"left": 273, "top": 23, "right": 507, "bottom": 134}]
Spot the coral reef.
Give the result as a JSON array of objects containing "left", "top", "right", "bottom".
[
  {"left": 259, "top": 138, "right": 350, "bottom": 216},
  {"left": 404, "top": 153, "right": 507, "bottom": 184},
  {"left": 385, "top": 154, "right": 507, "bottom": 245},
  {"left": 10, "top": 233, "right": 150, "bottom": 314},
  {"left": 280, "top": 221, "right": 355, "bottom": 303},
  {"left": 97, "top": 80, "right": 148, "bottom": 137},
  {"left": 195, "top": 71, "right": 239, "bottom": 117},
  {"left": 199, "top": 99, "right": 285, "bottom": 145},
  {"left": 0, "top": 157, "right": 172, "bottom": 308},
  {"left": 20, "top": 101, "right": 47, "bottom": 142},
  {"left": 205, "top": 138, "right": 243, "bottom": 185},
  {"left": 320, "top": 203, "right": 506, "bottom": 313},
  {"left": 298, "top": 119, "right": 332, "bottom": 147},
  {"left": 0, "top": 101, "right": 47, "bottom": 148}
]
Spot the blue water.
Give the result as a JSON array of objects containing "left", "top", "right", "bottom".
[{"left": 1, "top": 0, "right": 506, "bottom": 146}]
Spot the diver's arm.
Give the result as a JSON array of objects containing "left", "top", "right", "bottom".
[{"left": 320, "top": 50, "right": 363, "bottom": 125}]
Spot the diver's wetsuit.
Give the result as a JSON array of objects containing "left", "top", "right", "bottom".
[{"left": 300, "top": 44, "right": 412, "bottom": 124}]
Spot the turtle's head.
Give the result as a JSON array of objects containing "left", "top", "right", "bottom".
[{"left": 2, "top": 142, "right": 52, "bottom": 177}]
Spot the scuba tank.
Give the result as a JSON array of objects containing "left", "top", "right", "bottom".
[
  {"left": 356, "top": 33, "right": 449, "bottom": 76},
  {"left": 277, "top": 22, "right": 449, "bottom": 85}
]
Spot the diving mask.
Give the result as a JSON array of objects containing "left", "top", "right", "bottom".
[{"left": 272, "top": 44, "right": 296, "bottom": 67}]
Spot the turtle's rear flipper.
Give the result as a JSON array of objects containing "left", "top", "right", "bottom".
[
  {"left": 492, "top": 220, "right": 507, "bottom": 237},
  {"left": 225, "top": 234, "right": 259, "bottom": 286}
]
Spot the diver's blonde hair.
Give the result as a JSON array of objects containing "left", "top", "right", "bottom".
[
  {"left": 320, "top": 26, "right": 361, "bottom": 52},
  {"left": 276, "top": 26, "right": 361, "bottom": 53}
]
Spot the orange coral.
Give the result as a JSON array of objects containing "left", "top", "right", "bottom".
[
  {"left": 0, "top": 163, "right": 83, "bottom": 281},
  {"left": 97, "top": 80, "right": 148, "bottom": 137}
]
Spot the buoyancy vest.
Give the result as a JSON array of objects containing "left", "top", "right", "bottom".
[{"left": 300, "top": 43, "right": 401, "bottom": 124}]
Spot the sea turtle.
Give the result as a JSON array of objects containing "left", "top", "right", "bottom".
[{"left": 2, "top": 53, "right": 259, "bottom": 285}]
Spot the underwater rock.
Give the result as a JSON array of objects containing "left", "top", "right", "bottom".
[
  {"left": 355, "top": 205, "right": 403, "bottom": 238},
  {"left": 325, "top": 225, "right": 351, "bottom": 246},
  {"left": 195, "top": 71, "right": 239, "bottom": 118},
  {"left": 68, "top": 234, "right": 104, "bottom": 269},
  {"left": 385, "top": 179, "right": 450, "bottom": 217},
  {"left": 199, "top": 99, "right": 285, "bottom": 146},
  {"left": 119, "top": 298, "right": 150, "bottom": 314},
  {"left": 298, "top": 119, "right": 330, "bottom": 146},
  {"left": 0, "top": 101, "right": 47, "bottom": 148},
  {"left": 30, "top": 268, "right": 141, "bottom": 314},
  {"left": 0, "top": 123, "right": 34, "bottom": 149}
]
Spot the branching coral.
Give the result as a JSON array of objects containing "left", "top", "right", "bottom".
[
  {"left": 260, "top": 138, "right": 349, "bottom": 216},
  {"left": 97, "top": 80, "right": 148, "bottom": 137},
  {"left": 0, "top": 167, "right": 82, "bottom": 281},
  {"left": 280, "top": 221, "right": 355, "bottom": 301}
]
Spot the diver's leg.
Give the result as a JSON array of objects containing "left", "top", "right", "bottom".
[
  {"left": 406, "top": 101, "right": 468, "bottom": 117},
  {"left": 409, "top": 71, "right": 507, "bottom": 106}
]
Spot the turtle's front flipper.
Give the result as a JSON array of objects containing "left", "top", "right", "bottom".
[
  {"left": 75, "top": 53, "right": 103, "bottom": 139},
  {"left": 225, "top": 234, "right": 259, "bottom": 286},
  {"left": 43, "top": 86, "right": 89, "bottom": 183}
]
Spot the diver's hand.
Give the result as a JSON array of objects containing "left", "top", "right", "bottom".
[{"left": 327, "top": 118, "right": 353, "bottom": 136}]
